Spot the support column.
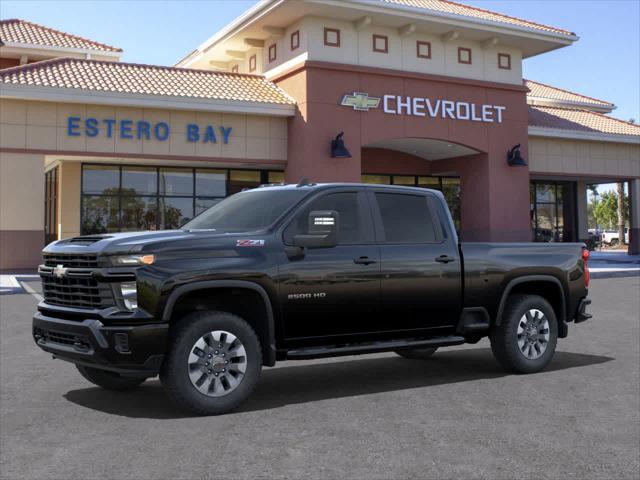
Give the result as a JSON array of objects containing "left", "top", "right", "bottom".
[
  {"left": 629, "top": 178, "right": 640, "bottom": 255},
  {"left": 58, "top": 162, "right": 82, "bottom": 240},
  {"left": 576, "top": 181, "right": 589, "bottom": 243}
]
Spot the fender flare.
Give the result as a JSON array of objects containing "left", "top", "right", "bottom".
[
  {"left": 495, "top": 275, "right": 566, "bottom": 327},
  {"left": 162, "top": 280, "right": 276, "bottom": 366}
]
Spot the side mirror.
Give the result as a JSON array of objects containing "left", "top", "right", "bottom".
[{"left": 293, "top": 210, "right": 339, "bottom": 248}]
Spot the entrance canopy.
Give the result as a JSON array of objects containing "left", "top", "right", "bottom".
[{"left": 364, "top": 137, "right": 480, "bottom": 161}]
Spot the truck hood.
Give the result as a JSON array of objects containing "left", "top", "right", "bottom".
[{"left": 43, "top": 230, "right": 266, "bottom": 256}]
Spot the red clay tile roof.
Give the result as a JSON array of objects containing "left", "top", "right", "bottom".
[
  {"left": 0, "top": 19, "right": 122, "bottom": 53},
  {"left": 379, "top": 0, "right": 575, "bottom": 36},
  {"left": 0, "top": 57, "right": 295, "bottom": 105},
  {"left": 525, "top": 79, "right": 613, "bottom": 108},
  {"left": 528, "top": 105, "right": 640, "bottom": 137}
]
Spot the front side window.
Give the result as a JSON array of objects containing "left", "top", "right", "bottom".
[
  {"left": 284, "top": 192, "right": 369, "bottom": 245},
  {"left": 374, "top": 193, "right": 437, "bottom": 243}
]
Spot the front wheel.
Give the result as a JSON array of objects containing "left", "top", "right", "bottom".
[
  {"left": 160, "top": 311, "right": 262, "bottom": 416},
  {"left": 76, "top": 365, "right": 146, "bottom": 391},
  {"left": 490, "top": 294, "right": 558, "bottom": 374}
]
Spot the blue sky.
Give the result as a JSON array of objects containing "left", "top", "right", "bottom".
[{"left": 2, "top": 0, "right": 638, "bottom": 121}]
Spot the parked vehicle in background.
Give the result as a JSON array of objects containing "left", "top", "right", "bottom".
[
  {"left": 602, "top": 228, "right": 629, "bottom": 245},
  {"left": 33, "top": 183, "right": 592, "bottom": 415}
]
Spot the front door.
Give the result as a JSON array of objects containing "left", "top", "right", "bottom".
[
  {"left": 278, "top": 189, "right": 381, "bottom": 343},
  {"left": 368, "top": 189, "right": 462, "bottom": 333}
]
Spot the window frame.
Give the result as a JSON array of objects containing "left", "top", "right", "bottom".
[
  {"left": 281, "top": 187, "right": 375, "bottom": 246},
  {"left": 498, "top": 52, "right": 511, "bottom": 70},
  {"left": 366, "top": 188, "right": 444, "bottom": 245},
  {"left": 416, "top": 40, "right": 431, "bottom": 59},
  {"left": 457, "top": 47, "right": 472, "bottom": 65},
  {"left": 249, "top": 54, "right": 257, "bottom": 72},
  {"left": 290, "top": 30, "right": 300, "bottom": 51},
  {"left": 268, "top": 43, "right": 277, "bottom": 63},
  {"left": 324, "top": 27, "right": 341, "bottom": 47},
  {"left": 372, "top": 34, "right": 389, "bottom": 54}
]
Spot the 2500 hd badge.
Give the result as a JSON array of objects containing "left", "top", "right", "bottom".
[{"left": 33, "top": 182, "right": 592, "bottom": 415}]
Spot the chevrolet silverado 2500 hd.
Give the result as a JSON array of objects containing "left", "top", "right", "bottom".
[{"left": 33, "top": 183, "right": 592, "bottom": 415}]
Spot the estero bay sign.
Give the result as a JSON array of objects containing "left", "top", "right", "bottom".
[
  {"left": 66, "top": 116, "right": 234, "bottom": 143},
  {"left": 341, "top": 92, "right": 506, "bottom": 123}
]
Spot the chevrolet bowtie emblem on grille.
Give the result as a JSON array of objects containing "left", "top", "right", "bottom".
[
  {"left": 340, "top": 92, "right": 381, "bottom": 111},
  {"left": 53, "top": 264, "right": 68, "bottom": 278}
]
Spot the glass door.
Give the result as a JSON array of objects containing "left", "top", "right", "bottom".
[{"left": 530, "top": 181, "right": 577, "bottom": 242}]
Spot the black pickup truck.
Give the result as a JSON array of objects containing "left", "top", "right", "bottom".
[{"left": 33, "top": 182, "right": 592, "bottom": 415}]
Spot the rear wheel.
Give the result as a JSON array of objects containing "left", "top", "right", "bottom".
[
  {"left": 160, "top": 311, "right": 262, "bottom": 416},
  {"left": 76, "top": 365, "right": 146, "bottom": 391},
  {"left": 490, "top": 294, "right": 558, "bottom": 373},
  {"left": 394, "top": 347, "right": 438, "bottom": 359}
]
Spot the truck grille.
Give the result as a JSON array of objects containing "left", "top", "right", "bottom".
[
  {"left": 43, "top": 253, "right": 98, "bottom": 269},
  {"left": 41, "top": 276, "right": 113, "bottom": 309},
  {"left": 40, "top": 253, "right": 114, "bottom": 309}
]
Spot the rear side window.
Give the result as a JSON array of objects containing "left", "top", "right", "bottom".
[
  {"left": 284, "top": 192, "right": 370, "bottom": 245},
  {"left": 374, "top": 193, "right": 437, "bottom": 243}
]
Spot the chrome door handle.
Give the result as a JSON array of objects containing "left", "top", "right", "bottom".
[{"left": 435, "top": 255, "right": 455, "bottom": 264}]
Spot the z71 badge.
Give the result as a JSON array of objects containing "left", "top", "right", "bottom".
[{"left": 236, "top": 239, "right": 265, "bottom": 247}]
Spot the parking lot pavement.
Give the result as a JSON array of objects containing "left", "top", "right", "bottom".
[{"left": 1, "top": 277, "right": 639, "bottom": 480}]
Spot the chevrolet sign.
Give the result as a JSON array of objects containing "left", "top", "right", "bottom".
[{"left": 340, "top": 92, "right": 381, "bottom": 111}]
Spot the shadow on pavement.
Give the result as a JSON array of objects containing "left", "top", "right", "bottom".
[{"left": 64, "top": 348, "right": 613, "bottom": 419}]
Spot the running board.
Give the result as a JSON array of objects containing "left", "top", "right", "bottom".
[{"left": 285, "top": 336, "right": 466, "bottom": 360}]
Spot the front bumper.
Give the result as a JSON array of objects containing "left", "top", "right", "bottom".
[
  {"left": 33, "top": 312, "right": 168, "bottom": 377},
  {"left": 574, "top": 298, "right": 592, "bottom": 324}
]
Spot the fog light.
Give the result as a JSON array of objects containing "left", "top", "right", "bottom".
[{"left": 119, "top": 281, "right": 138, "bottom": 310}]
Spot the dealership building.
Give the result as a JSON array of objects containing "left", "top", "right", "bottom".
[{"left": 1, "top": 0, "right": 639, "bottom": 270}]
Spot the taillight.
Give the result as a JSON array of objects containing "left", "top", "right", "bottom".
[{"left": 582, "top": 247, "right": 590, "bottom": 287}]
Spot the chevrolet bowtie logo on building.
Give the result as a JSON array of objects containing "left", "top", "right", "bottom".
[{"left": 340, "top": 92, "right": 381, "bottom": 111}]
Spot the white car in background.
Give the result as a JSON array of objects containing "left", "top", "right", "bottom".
[{"left": 601, "top": 228, "right": 629, "bottom": 245}]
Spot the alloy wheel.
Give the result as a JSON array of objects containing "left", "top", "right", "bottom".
[
  {"left": 187, "top": 330, "right": 247, "bottom": 397},
  {"left": 516, "top": 309, "right": 550, "bottom": 360}
]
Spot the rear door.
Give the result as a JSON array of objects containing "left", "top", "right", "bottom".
[
  {"left": 278, "top": 188, "right": 381, "bottom": 342},
  {"left": 368, "top": 189, "right": 462, "bottom": 333}
]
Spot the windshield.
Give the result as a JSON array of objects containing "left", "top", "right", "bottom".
[{"left": 183, "top": 189, "right": 308, "bottom": 233}]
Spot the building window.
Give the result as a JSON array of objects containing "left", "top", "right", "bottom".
[
  {"left": 372, "top": 34, "right": 388, "bottom": 53},
  {"left": 530, "top": 181, "right": 577, "bottom": 243},
  {"left": 249, "top": 54, "right": 257, "bottom": 72},
  {"left": 324, "top": 27, "right": 340, "bottom": 47},
  {"left": 268, "top": 44, "right": 277, "bottom": 63},
  {"left": 290, "top": 30, "right": 300, "bottom": 51},
  {"left": 231, "top": 65, "right": 239, "bottom": 73},
  {"left": 458, "top": 47, "right": 472, "bottom": 65},
  {"left": 80, "top": 165, "right": 283, "bottom": 235},
  {"left": 44, "top": 167, "right": 59, "bottom": 245},
  {"left": 417, "top": 41, "right": 431, "bottom": 59},
  {"left": 498, "top": 53, "right": 511, "bottom": 70},
  {"left": 362, "top": 174, "right": 461, "bottom": 232}
]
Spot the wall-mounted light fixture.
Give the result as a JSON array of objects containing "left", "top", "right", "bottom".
[
  {"left": 507, "top": 144, "right": 527, "bottom": 166},
  {"left": 331, "top": 132, "right": 352, "bottom": 158}
]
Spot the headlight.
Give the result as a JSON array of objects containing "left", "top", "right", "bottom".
[
  {"left": 119, "top": 281, "right": 138, "bottom": 310},
  {"left": 113, "top": 254, "right": 155, "bottom": 266}
]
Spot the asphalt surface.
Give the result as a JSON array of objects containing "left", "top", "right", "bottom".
[{"left": 1, "top": 277, "right": 639, "bottom": 480}]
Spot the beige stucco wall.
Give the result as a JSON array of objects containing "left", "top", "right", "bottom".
[
  {"left": 0, "top": 151, "right": 44, "bottom": 231},
  {"left": 58, "top": 161, "right": 81, "bottom": 239},
  {"left": 0, "top": 99, "right": 288, "bottom": 161},
  {"left": 529, "top": 136, "right": 640, "bottom": 178}
]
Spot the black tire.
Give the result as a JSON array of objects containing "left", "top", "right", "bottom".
[
  {"left": 490, "top": 294, "right": 558, "bottom": 374},
  {"left": 394, "top": 347, "right": 438, "bottom": 359},
  {"left": 160, "top": 311, "right": 262, "bottom": 416},
  {"left": 76, "top": 365, "right": 146, "bottom": 391}
]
